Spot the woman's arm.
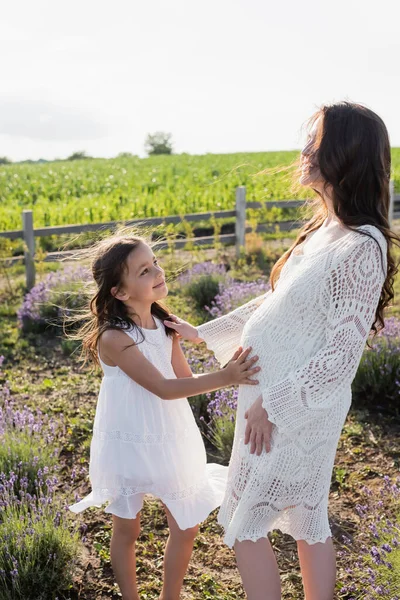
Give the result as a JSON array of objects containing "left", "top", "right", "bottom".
[
  {"left": 260, "top": 236, "right": 387, "bottom": 434},
  {"left": 100, "top": 329, "right": 260, "bottom": 400},
  {"left": 165, "top": 289, "right": 272, "bottom": 367}
]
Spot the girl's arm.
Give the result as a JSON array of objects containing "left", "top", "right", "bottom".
[
  {"left": 171, "top": 335, "right": 193, "bottom": 379},
  {"left": 165, "top": 289, "right": 272, "bottom": 367},
  {"left": 100, "top": 329, "right": 260, "bottom": 400}
]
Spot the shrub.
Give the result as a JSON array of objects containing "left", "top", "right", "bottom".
[
  {"left": 178, "top": 262, "right": 230, "bottom": 315},
  {"left": 201, "top": 387, "right": 238, "bottom": 464},
  {"left": 206, "top": 278, "right": 270, "bottom": 318},
  {"left": 17, "top": 266, "right": 91, "bottom": 334},
  {"left": 0, "top": 386, "right": 63, "bottom": 495},
  {"left": 0, "top": 470, "right": 81, "bottom": 600},
  {"left": 352, "top": 317, "right": 400, "bottom": 413},
  {"left": 338, "top": 476, "right": 400, "bottom": 599}
]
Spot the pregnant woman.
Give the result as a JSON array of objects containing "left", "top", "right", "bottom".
[{"left": 165, "top": 102, "right": 399, "bottom": 600}]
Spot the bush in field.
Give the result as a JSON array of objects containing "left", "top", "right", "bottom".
[
  {"left": 0, "top": 358, "right": 82, "bottom": 599},
  {"left": 178, "top": 262, "right": 231, "bottom": 315},
  {"left": 0, "top": 382, "right": 63, "bottom": 495},
  {"left": 17, "top": 266, "right": 91, "bottom": 334},
  {"left": 0, "top": 469, "right": 81, "bottom": 600},
  {"left": 352, "top": 317, "right": 400, "bottom": 413},
  {"left": 201, "top": 387, "right": 238, "bottom": 464},
  {"left": 338, "top": 477, "right": 400, "bottom": 599},
  {"left": 206, "top": 278, "right": 270, "bottom": 318}
]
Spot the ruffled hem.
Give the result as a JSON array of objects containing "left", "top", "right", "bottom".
[
  {"left": 217, "top": 511, "right": 332, "bottom": 549},
  {"left": 69, "top": 463, "right": 228, "bottom": 530}
]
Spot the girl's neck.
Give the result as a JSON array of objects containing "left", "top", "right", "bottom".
[{"left": 126, "top": 303, "right": 156, "bottom": 330}]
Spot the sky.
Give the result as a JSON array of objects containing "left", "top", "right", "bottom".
[{"left": 1, "top": 0, "right": 400, "bottom": 161}]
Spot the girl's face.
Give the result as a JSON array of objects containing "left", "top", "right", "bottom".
[
  {"left": 299, "top": 116, "right": 324, "bottom": 189},
  {"left": 112, "top": 242, "right": 168, "bottom": 306}
]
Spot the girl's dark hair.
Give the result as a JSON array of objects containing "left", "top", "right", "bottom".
[
  {"left": 270, "top": 101, "right": 400, "bottom": 338},
  {"left": 74, "top": 232, "right": 173, "bottom": 366}
]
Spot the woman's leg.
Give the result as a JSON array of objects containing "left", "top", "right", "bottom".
[
  {"left": 160, "top": 504, "right": 199, "bottom": 600},
  {"left": 110, "top": 514, "right": 141, "bottom": 600},
  {"left": 234, "top": 537, "right": 281, "bottom": 600},
  {"left": 297, "top": 537, "right": 336, "bottom": 600}
]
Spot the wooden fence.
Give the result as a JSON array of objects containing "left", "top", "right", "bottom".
[{"left": 1, "top": 182, "right": 399, "bottom": 290}]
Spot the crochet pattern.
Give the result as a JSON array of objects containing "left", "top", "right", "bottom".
[{"left": 198, "top": 225, "right": 387, "bottom": 547}]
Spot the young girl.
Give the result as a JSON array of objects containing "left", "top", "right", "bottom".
[
  {"left": 68, "top": 233, "right": 261, "bottom": 600},
  {"left": 165, "top": 102, "right": 400, "bottom": 600}
]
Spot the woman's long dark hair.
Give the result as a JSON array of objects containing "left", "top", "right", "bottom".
[
  {"left": 270, "top": 101, "right": 400, "bottom": 337},
  {"left": 72, "top": 232, "right": 173, "bottom": 367}
]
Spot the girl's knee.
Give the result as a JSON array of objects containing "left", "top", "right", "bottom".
[
  {"left": 174, "top": 523, "right": 199, "bottom": 541},
  {"left": 112, "top": 515, "right": 141, "bottom": 544}
]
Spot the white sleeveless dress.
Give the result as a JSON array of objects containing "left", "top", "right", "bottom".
[{"left": 69, "top": 318, "right": 228, "bottom": 529}]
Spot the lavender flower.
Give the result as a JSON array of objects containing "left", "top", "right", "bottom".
[
  {"left": 177, "top": 261, "right": 228, "bottom": 285},
  {"left": 206, "top": 278, "right": 270, "bottom": 318},
  {"left": 17, "top": 265, "right": 91, "bottom": 331},
  {"left": 339, "top": 477, "right": 400, "bottom": 598}
]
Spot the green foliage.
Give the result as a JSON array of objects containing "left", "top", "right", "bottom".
[
  {"left": 0, "top": 149, "right": 399, "bottom": 234},
  {"left": 206, "top": 411, "right": 236, "bottom": 465},
  {"left": 66, "top": 150, "right": 91, "bottom": 161},
  {"left": 352, "top": 335, "right": 400, "bottom": 414},
  {"left": 0, "top": 499, "right": 79, "bottom": 600},
  {"left": 0, "top": 431, "right": 59, "bottom": 496},
  {"left": 0, "top": 150, "right": 306, "bottom": 231},
  {"left": 144, "top": 131, "right": 173, "bottom": 155},
  {"left": 184, "top": 275, "right": 222, "bottom": 315}
]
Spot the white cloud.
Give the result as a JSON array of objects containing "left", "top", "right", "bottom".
[{"left": 0, "top": 99, "right": 108, "bottom": 141}]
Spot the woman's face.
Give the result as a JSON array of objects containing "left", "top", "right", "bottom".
[{"left": 299, "top": 116, "right": 324, "bottom": 190}]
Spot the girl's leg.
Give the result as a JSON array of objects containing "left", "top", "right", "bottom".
[
  {"left": 234, "top": 538, "right": 281, "bottom": 600},
  {"left": 110, "top": 514, "right": 141, "bottom": 600},
  {"left": 160, "top": 504, "right": 199, "bottom": 600},
  {"left": 297, "top": 537, "right": 336, "bottom": 600}
]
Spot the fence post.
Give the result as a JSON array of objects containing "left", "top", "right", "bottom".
[
  {"left": 235, "top": 186, "right": 246, "bottom": 257},
  {"left": 22, "top": 210, "right": 35, "bottom": 289},
  {"left": 389, "top": 179, "right": 394, "bottom": 227}
]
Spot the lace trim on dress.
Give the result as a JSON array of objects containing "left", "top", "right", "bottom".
[
  {"left": 97, "top": 478, "right": 208, "bottom": 501},
  {"left": 92, "top": 427, "right": 191, "bottom": 444}
]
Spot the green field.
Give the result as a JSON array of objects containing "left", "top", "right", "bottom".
[{"left": 1, "top": 150, "right": 399, "bottom": 231}]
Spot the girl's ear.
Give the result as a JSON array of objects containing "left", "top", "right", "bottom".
[{"left": 111, "top": 285, "right": 128, "bottom": 301}]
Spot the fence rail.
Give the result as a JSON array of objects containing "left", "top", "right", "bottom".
[{"left": 1, "top": 184, "right": 399, "bottom": 289}]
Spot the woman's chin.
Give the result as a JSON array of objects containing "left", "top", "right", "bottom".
[{"left": 299, "top": 173, "right": 310, "bottom": 187}]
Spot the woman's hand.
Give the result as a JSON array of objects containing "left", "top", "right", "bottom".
[
  {"left": 164, "top": 314, "right": 203, "bottom": 344},
  {"left": 244, "top": 395, "right": 273, "bottom": 455},
  {"left": 223, "top": 347, "right": 260, "bottom": 386}
]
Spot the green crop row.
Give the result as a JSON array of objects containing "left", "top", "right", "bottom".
[{"left": 0, "top": 150, "right": 399, "bottom": 231}]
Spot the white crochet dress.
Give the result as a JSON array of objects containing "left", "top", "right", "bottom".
[
  {"left": 197, "top": 224, "right": 387, "bottom": 547},
  {"left": 69, "top": 317, "right": 227, "bottom": 529}
]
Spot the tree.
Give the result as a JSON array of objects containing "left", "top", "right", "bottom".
[
  {"left": 66, "top": 151, "right": 91, "bottom": 161},
  {"left": 0, "top": 157, "right": 11, "bottom": 165},
  {"left": 144, "top": 132, "right": 173, "bottom": 156}
]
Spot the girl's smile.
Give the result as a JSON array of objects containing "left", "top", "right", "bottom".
[{"left": 153, "top": 280, "right": 166, "bottom": 289}]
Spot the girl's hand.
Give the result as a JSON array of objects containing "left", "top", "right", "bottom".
[
  {"left": 164, "top": 314, "right": 203, "bottom": 344},
  {"left": 244, "top": 395, "right": 273, "bottom": 455},
  {"left": 223, "top": 346, "right": 260, "bottom": 386}
]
